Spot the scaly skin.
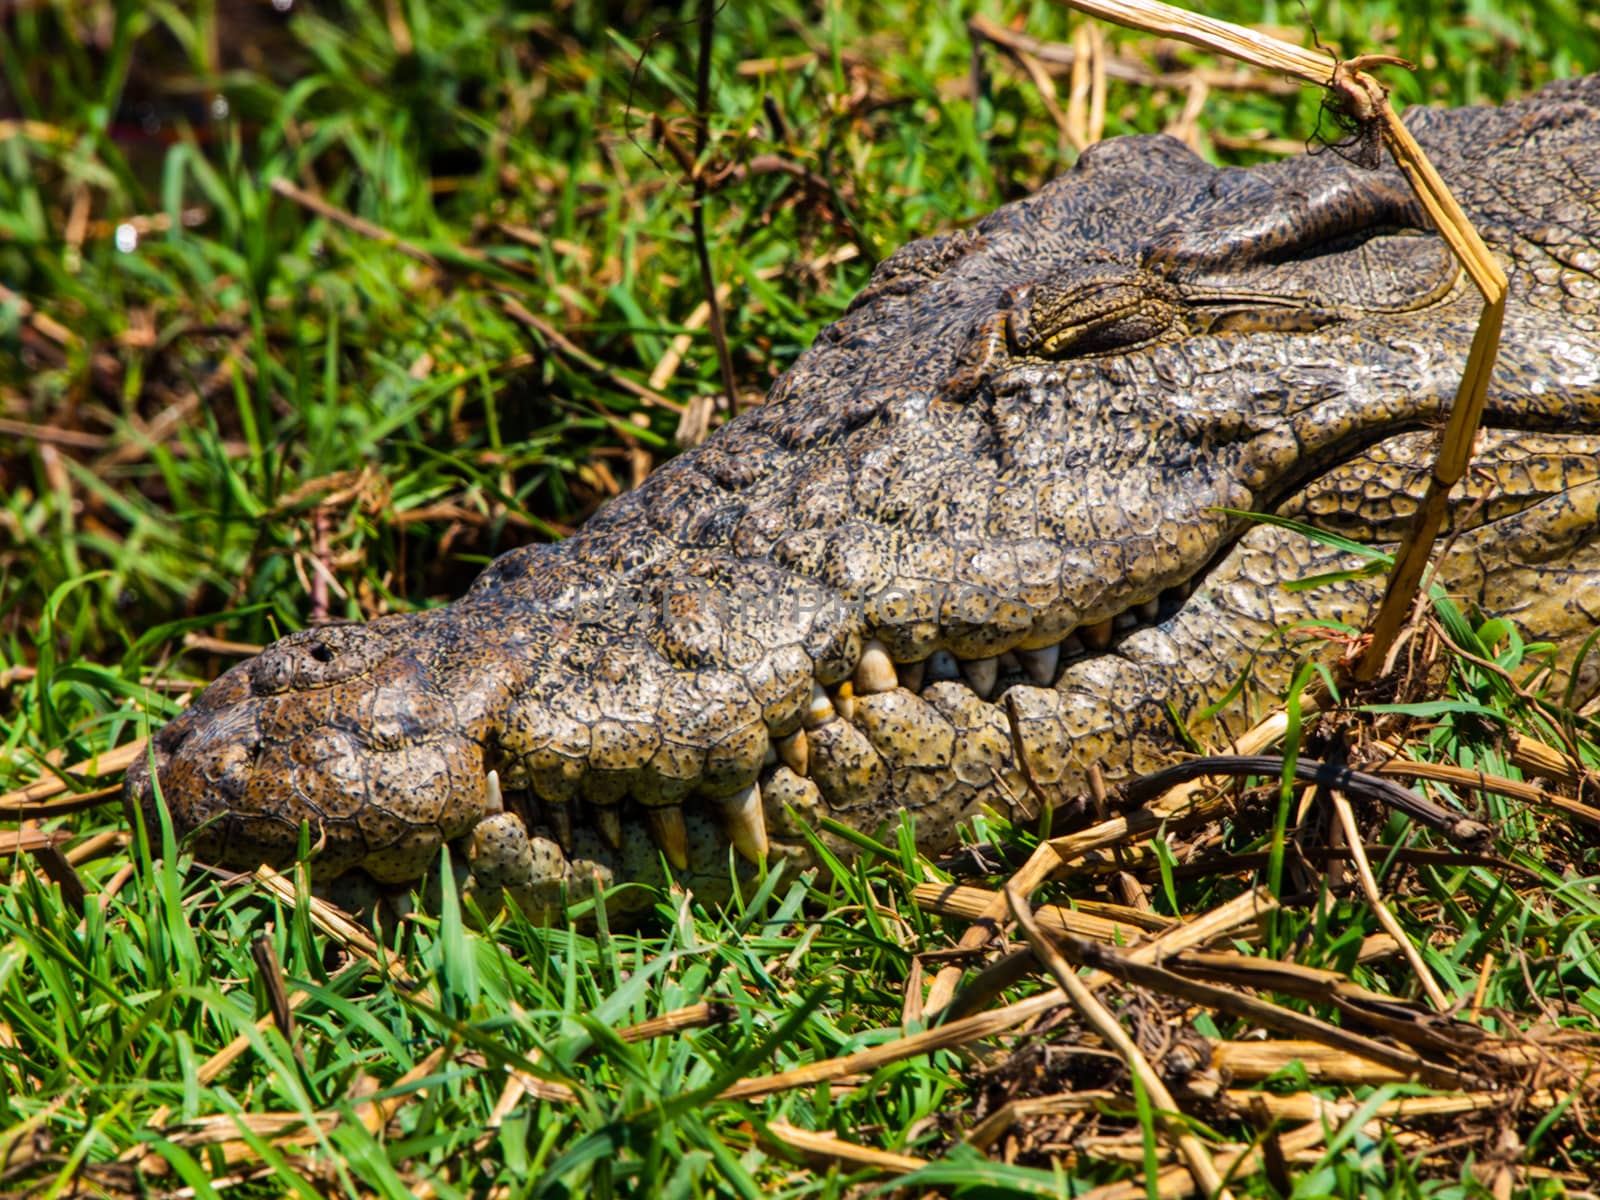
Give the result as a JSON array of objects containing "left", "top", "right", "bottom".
[{"left": 125, "top": 77, "right": 1600, "bottom": 919}]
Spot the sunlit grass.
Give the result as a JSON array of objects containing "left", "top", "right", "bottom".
[{"left": 3, "top": 1, "right": 1599, "bottom": 1194}]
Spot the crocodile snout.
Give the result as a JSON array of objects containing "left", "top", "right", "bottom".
[{"left": 126, "top": 625, "right": 495, "bottom": 884}]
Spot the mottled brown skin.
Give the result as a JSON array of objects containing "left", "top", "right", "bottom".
[{"left": 126, "top": 78, "right": 1600, "bottom": 920}]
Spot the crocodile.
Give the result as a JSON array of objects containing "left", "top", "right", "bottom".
[{"left": 124, "top": 76, "right": 1600, "bottom": 921}]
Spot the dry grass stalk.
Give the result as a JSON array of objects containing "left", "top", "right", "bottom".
[
  {"left": 1066, "top": 19, "right": 1107, "bottom": 149},
  {"left": 253, "top": 864, "right": 402, "bottom": 979},
  {"left": 923, "top": 836, "right": 1068, "bottom": 1015},
  {"left": 1224, "top": 1087, "right": 1571, "bottom": 1125},
  {"left": 1075, "top": 1120, "right": 1330, "bottom": 1200},
  {"left": 182, "top": 633, "right": 264, "bottom": 657},
  {"left": 965, "top": 1090, "right": 1122, "bottom": 1150},
  {"left": 500, "top": 296, "right": 679, "bottom": 411},
  {"left": 1509, "top": 733, "right": 1589, "bottom": 787},
  {"left": 1068, "top": 896, "right": 1176, "bottom": 930},
  {"left": 1211, "top": 1038, "right": 1411, "bottom": 1083},
  {"left": 1005, "top": 882, "right": 1233, "bottom": 1200},
  {"left": 942, "top": 886, "right": 1274, "bottom": 1021},
  {"left": 1349, "top": 106, "right": 1506, "bottom": 680},
  {"left": 1167, "top": 949, "right": 1471, "bottom": 1047},
  {"left": 614, "top": 1001, "right": 734, "bottom": 1042},
  {"left": 717, "top": 988, "right": 1067, "bottom": 1101},
  {"left": 1053, "top": 0, "right": 1332, "bottom": 79},
  {"left": 916, "top": 882, "right": 1159, "bottom": 944},
  {"left": 1056, "top": 933, "right": 1471, "bottom": 1086},
  {"left": 966, "top": 13, "right": 1300, "bottom": 95},
  {"left": 1326, "top": 788, "right": 1451, "bottom": 1010},
  {"left": 1375, "top": 749, "right": 1600, "bottom": 828},
  {"left": 0, "top": 739, "right": 145, "bottom": 813},
  {"left": 271, "top": 176, "right": 445, "bottom": 270},
  {"left": 64, "top": 828, "right": 123, "bottom": 866},
  {"left": 765, "top": 1120, "right": 929, "bottom": 1175},
  {"left": 0, "top": 828, "right": 71, "bottom": 859},
  {"left": 134, "top": 1044, "right": 453, "bottom": 1175}
]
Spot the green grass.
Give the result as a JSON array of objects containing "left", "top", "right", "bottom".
[{"left": 4, "top": 1, "right": 1600, "bottom": 1195}]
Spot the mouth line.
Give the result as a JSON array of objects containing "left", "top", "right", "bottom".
[{"left": 479, "top": 438, "right": 1600, "bottom": 881}]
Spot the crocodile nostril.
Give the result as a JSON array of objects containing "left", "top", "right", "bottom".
[{"left": 308, "top": 641, "right": 333, "bottom": 663}]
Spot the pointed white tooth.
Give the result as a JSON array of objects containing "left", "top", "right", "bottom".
[
  {"left": 594, "top": 805, "right": 623, "bottom": 849},
  {"left": 485, "top": 769, "right": 504, "bottom": 814},
  {"left": 1177, "top": 579, "right": 1195, "bottom": 598},
  {"left": 1139, "top": 598, "right": 1161, "bottom": 622},
  {"left": 714, "top": 782, "right": 768, "bottom": 864},
  {"left": 1114, "top": 611, "right": 1137, "bottom": 631},
  {"left": 960, "top": 656, "right": 999, "bottom": 699},
  {"left": 1017, "top": 643, "right": 1060, "bottom": 685},
  {"left": 834, "top": 682, "right": 856, "bottom": 722},
  {"left": 803, "top": 683, "right": 836, "bottom": 729},
  {"left": 926, "top": 649, "right": 961, "bottom": 683},
  {"left": 776, "top": 728, "right": 810, "bottom": 777},
  {"left": 646, "top": 805, "right": 690, "bottom": 871},
  {"left": 1084, "top": 619, "right": 1114, "bottom": 650},
  {"left": 854, "top": 640, "right": 899, "bottom": 695},
  {"left": 896, "top": 659, "right": 925, "bottom": 692}
]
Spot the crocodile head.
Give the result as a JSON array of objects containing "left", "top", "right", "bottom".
[{"left": 125, "top": 77, "right": 1600, "bottom": 919}]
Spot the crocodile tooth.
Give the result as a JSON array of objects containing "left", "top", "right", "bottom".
[
  {"left": 1114, "top": 611, "right": 1138, "bottom": 631},
  {"left": 594, "top": 805, "right": 623, "bottom": 849},
  {"left": 960, "top": 656, "right": 999, "bottom": 699},
  {"left": 1017, "top": 643, "right": 1060, "bottom": 685},
  {"left": 485, "top": 769, "right": 504, "bottom": 814},
  {"left": 926, "top": 649, "right": 961, "bottom": 683},
  {"left": 1060, "top": 633, "right": 1086, "bottom": 659},
  {"left": 854, "top": 640, "right": 898, "bottom": 694},
  {"left": 776, "top": 728, "right": 810, "bottom": 776},
  {"left": 803, "top": 683, "right": 836, "bottom": 729},
  {"left": 896, "top": 659, "right": 925, "bottom": 692},
  {"left": 714, "top": 782, "right": 768, "bottom": 863},
  {"left": 1139, "top": 598, "right": 1161, "bottom": 621},
  {"left": 834, "top": 681, "right": 857, "bottom": 722},
  {"left": 1084, "top": 619, "right": 1114, "bottom": 650},
  {"left": 762, "top": 743, "right": 778, "bottom": 767},
  {"left": 646, "top": 805, "right": 690, "bottom": 871}
]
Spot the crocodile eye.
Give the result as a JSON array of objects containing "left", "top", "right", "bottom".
[{"left": 1005, "top": 267, "right": 1182, "bottom": 358}]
